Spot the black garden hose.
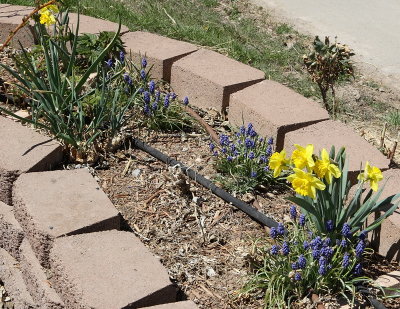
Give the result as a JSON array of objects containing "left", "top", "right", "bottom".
[
  {"left": 357, "top": 285, "right": 388, "bottom": 309},
  {"left": 131, "top": 137, "right": 278, "bottom": 228}
]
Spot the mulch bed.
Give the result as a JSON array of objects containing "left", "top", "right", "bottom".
[{"left": 92, "top": 128, "right": 399, "bottom": 309}]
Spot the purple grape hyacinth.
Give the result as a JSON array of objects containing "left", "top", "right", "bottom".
[
  {"left": 341, "top": 223, "right": 352, "bottom": 238},
  {"left": 140, "top": 69, "right": 146, "bottom": 80},
  {"left": 355, "top": 240, "right": 365, "bottom": 258},
  {"left": 298, "top": 255, "right": 307, "bottom": 269},
  {"left": 141, "top": 57, "right": 147, "bottom": 68},
  {"left": 281, "top": 241, "right": 290, "bottom": 256},
  {"left": 143, "top": 91, "right": 151, "bottom": 104},
  {"left": 290, "top": 205, "right": 297, "bottom": 220},
  {"left": 149, "top": 80, "right": 156, "bottom": 93},
  {"left": 294, "top": 272, "right": 302, "bottom": 281},
  {"left": 270, "top": 245, "right": 279, "bottom": 255},
  {"left": 342, "top": 252, "right": 350, "bottom": 268},
  {"left": 299, "top": 214, "right": 306, "bottom": 227},
  {"left": 277, "top": 223, "right": 285, "bottom": 236},
  {"left": 270, "top": 227, "right": 278, "bottom": 239}
]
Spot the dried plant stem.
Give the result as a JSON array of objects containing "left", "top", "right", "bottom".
[
  {"left": 388, "top": 141, "right": 397, "bottom": 161},
  {"left": 380, "top": 122, "right": 387, "bottom": 149},
  {"left": 0, "top": 0, "right": 56, "bottom": 52},
  {"left": 184, "top": 105, "right": 219, "bottom": 144}
]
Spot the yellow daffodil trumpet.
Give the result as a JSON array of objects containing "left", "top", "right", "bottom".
[
  {"left": 269, "top": 149, "right": 290, "bottom": 178},
  {"left": 287, "top": 168, "right": 326, "bottom": 199},
  {"left": 357, "top": 161, "right": 383, "bottom": 192},
  {"left": 314, "top": 148, "right": 341, "bottom": 184}
]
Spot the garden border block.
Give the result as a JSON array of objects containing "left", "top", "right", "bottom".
[
  {"left": 0, "top": 201, "right": 24, "bottom": 260},
  {"left": 122, "top": 31, "right": 198, "bottom": 82},
  {"left": 12, "top": 169, "right": 121, "bottom": 268},
  {"left": 0, "top": 116, "right": 63, "bottom": 205},
  {"left": 19, "top": 239, "right": 65, "bottom": 309},
  {"left": 0, "top": 4, "right": 35, "bottom": 48},
  {"left": 0, "top": 248, "right": 37, "bottom": 309},
  {"left": 49, "top": 230, "right": 176, "bottom": 309},
  {"left": 170, "top": 48, "right": 265, "bottom": 112},
  {"left": 284, "top": 120, "right": 390, "bottom": 181},
  {"left": 229, "top": 80, "right": 330, "bottom": 150}
]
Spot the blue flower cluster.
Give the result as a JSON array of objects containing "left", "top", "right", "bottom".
[
  {"left": 268, "top": 206, "right": 368, "bottom": 282},
  {"left": 210, "top": 123, "right": 274, "bottom": 184},
  {"left": 107, "top": 55, "right": 190, "bottom": 117}
]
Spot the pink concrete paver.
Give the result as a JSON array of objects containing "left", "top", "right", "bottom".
[
  {"left": 13, "top": 169, "right": 121, "bottom": 267},
  {"left": 50, "top": 230, "right": 176, "bottom": 309},
  {"left": 20, "top": 239, "right": 65, "bottom": 309},
  {"left": 0, "top": 4, "right": 35, "bottom": 48},
  {"left": 284, "top": 120, "right": 390, "bottom": 180},
  {"left": 170, "top": 49, "right": 265, "bottom": 111},
  {"left": 142, "top": 300, "right": 198, "bottom": 309},
  {"left": 0, "top": 116, "right": 62, "bottom": 204},
  {"left": 0, "top": 248, "right": 37, "bottom": 309},
  {"left": 366, "top": 169, "right": 400, "bottom": 261},
  {"left": 0, "top": 4, "right": 128, "bottom": 48},
  {"left": 229, "top": 80, "right": 329, "bottom": 150},
  {"left": 0, "top": 201, "right": 24, "bottom": 260},
  {"left": 122, "top": 31, "right": 198, "bottom": 82}
]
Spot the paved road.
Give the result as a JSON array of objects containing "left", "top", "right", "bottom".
[{"left": 252, "top": 0, "right": 400, "bottom": 90}]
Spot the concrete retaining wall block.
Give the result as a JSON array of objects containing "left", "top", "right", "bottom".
[
  {"left": 229, "top": 80, "right": 330, "bottom": 150},
  {"left": 170, "top": 49, "right": 265, "bottom": 112},
  {"left": 50, "top": 231, "right": 176, "bottom": 309},
  {"left": 13, "top": 169, "right": 121, "bottom": 267}
]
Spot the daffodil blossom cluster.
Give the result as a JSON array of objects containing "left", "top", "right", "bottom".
[
  {"left": 270, "top": 144, "right": 343, "bottom": 199},
  {"left": 270, "top": 145, "right": 399, "bottom": 237},
  {"left": 39, "top": 5, "right": 59, "bottom": 26},
  {"left": 270, "top": 144, "right": 384, "bottom": 199}
]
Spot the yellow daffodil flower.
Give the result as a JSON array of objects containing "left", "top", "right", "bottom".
[
  {"left": 357, "top": 161, "right": 383, "bottom": 192},
  {"left": 287, "top": 168, "right": 326, "bottom": 199},
  {"left": 314, "top": 148, "right": 341, "bottom": 184},
  {"left": 269, "top": 149, "right": 290, "bottom": 178},
  {"left": 39, "top": 5, "right": 59, "bottom": 26},
  {"left": 291, "top": 144, "right": 315, "bottom": 170}
]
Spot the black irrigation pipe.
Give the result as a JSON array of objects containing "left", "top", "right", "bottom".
[{"left": 131, "top": 137, "right": 279, "bottom": 228}]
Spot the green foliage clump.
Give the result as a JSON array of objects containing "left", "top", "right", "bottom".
[
  {"left": 210, "top": 124, "right": 281, "bottom": 193},
  {"left": 241, "top": 210, "right": 378, "bottom": 308}
]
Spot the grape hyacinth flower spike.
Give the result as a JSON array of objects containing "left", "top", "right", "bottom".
[{"left": 141, "top": 57, "right": 147, "bottom": 68}]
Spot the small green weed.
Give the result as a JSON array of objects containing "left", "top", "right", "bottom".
[
  {"left": 276, "top": 23, "right": 292, "bottom": 35},
  {"left": 386, "top": 109, "right": 400, "bottom": 128}
]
